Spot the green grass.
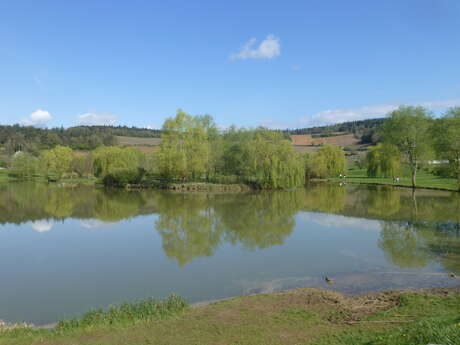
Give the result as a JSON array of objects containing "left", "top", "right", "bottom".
[
  {"left": 0, "top": 169, "right": 96, "bottom": 185},
  {"left": 0, "top": 169, "right": 10, "bottom": 184},
  {"left": 332, "top": 167, "right": 459, "bottom": 191},
  {"left": 1, "top": 289, "right": 459, "bottom": 345},
  {"left": 315, "top": 293, "right": 460, "bottom": 345},
  {"left": 56, "top": 294, "right": 187, "bottom": 331}
]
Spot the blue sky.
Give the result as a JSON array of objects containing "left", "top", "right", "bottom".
[{"left": 1, "top": 0, "right": 459, "bottom": 129}]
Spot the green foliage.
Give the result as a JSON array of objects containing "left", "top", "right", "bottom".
[
  {"left": 286, "top": 117, "right": 384, "bottom": 136},
  {"left": 366, "top": 143, "right": 401, "bottom": 178},
  {"left": 70, "top": 154, "right": 94, "bottom": 178},
  {"left": 102, "top": 168, "right": 146, "bottom": 186},
  {"left": 93, "top": 146, "right": 144, "bottom": 178},
  {"left": 56, "top": 294, "right": 187, "bottom": 330},
  {"left": 306, "top": 145, "right": 346, "bottom": 178},
  {"left": 432, "top": 107, "right": 460, "bottom": 190},
  {"left": 157, "top": 110, "right": 211, "bottom": 181},
  {"left": 41, "top": 145, "right": 74, "bottom": 179},
  {"left": 243, "top": 129, "right": 305, "bottom": 188},
  {"left": 157, "top": 112, "right": 304, "bottom": 189},
  {"left": 381, "top": 106, "right": 433, "bottom": 187},
  {"left": 9, "top": 152, "right": 39, "bottom": 179}
]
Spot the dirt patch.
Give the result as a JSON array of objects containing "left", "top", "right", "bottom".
[{"left": 290, "top": 134, "right": 360, "bottom": 147}]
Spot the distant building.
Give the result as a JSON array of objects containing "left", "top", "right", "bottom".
[{"left": 426, "top": 160, "right": 449, "bottom": 165}]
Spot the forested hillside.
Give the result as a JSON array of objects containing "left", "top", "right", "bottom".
[
  {"left": 0, "top": 125, "right": 161, "bottom": 153},
  {"left": 285, "top": 118, "right": 384, "bottom": 135}
]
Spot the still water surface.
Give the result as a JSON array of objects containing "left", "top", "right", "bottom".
[{"left": 0, "top": 183, "right": 459, "bottom": 324}]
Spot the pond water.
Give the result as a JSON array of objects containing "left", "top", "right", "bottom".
[{"left": 0, "top": 183, "right": 459, "bottom": 325}]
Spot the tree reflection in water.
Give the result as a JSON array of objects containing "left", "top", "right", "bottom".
[{"left": 0, "top": 183, "right": 459, "bottom": 272}]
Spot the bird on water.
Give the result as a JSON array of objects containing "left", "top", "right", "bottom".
[{"left": 325, "top": 276, "right": 334, "bottom": 284}]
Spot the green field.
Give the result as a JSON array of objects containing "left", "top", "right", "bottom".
[
  {"left": 1, "top": 288, "right": 459, "bottom": 345},
  {"left": 333, "top": 167, "right": 459, "bottom": 191}
]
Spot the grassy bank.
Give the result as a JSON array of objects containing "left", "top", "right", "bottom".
[
  {"left": 331, "top": 167, "right": 459, "bottom": 191},
  {"left": 0, "top": 169, "right": 96, "bottom": 186},
  {"left": 1, "top": 288, "right": 459, "bottom": 345}
]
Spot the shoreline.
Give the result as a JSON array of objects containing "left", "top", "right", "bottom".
[
  {"left": 3, "top": 272, "right": 459, "bottom": 330},
  {"left": 325, "top": 178, "right": 459, "bottom": 192},
  {"left": 1, "top": 285, "right": 460, "bottom": 345}
]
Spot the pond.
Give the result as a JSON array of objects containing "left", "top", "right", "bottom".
[{"left": 0, "top": 183, "right": 459, "bottom": 325}]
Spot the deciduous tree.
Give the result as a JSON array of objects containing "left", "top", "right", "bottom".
[{"left": 380, "top": 106, "right": 432, "bottom": 188}]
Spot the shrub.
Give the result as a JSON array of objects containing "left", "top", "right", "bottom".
[{"left": 102, "top": 168, "right": 146, "bottom": 186}]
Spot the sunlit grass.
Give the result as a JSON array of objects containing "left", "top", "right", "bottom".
[
  {"left": 56, "top": 294, "right": 188, "bottom": 331},
  {"left": 333, "top": 167, "right": 459, "bottom": 191}
]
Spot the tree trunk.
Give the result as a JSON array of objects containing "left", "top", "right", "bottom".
[
  {"left": 411, "top": 188, "right": 418, "bottom": 221},
  {"left": 457, "top": 167, "right": 460, "bottom": 192},
  {"left": 411, "top": 163, "right": 417, "bottom": 189}
]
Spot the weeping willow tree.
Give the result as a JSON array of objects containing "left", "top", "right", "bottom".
[
  {"left": 306, "top": 144, "right": 346, "bottom": 179},
  {"left": 92, "top": 146, "right": 144, "bottom": 177},
  {"left": 157, "top": 110, "right": 211, "bottom": 182},
  {"left": 366, "top": 143, "right": 401, "bottom": 178},
  {"left": 41, "top": 145, "right": 74, "bottom": 179},
  {"left": 243, "top": 129, "right": 305, "bottom": 189}
]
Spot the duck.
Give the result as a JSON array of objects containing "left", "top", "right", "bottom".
[
  {"left": 325, "top": 276, "right": 335, "bottom": 284},
  {"left": 448, "top": 272, "right": 456, "bottom": 278}
]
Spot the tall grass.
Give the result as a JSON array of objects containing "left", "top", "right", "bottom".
[{"left": 56, "top": 294, "right": 187, "bottom": 330}]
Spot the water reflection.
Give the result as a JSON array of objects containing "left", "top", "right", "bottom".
[
  {"left": 0, "top": 183, "right": 459, "bottom": 274},
  {"left": 31, "top": 220, "right": 54, "bottom": 233}
]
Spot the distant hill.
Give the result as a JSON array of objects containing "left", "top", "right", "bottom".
[
  {"left": 0, "top": 118, "right": 383, "bottom": 155},
  {"left": 0, "top": 125, "right": 161, "bottom": 154},
  {"left": 284, "top": 118, "right": 384, "bottom": 135}
]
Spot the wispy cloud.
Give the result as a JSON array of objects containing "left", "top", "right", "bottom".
[
  {"left": 20, "top": 109, "right": 53, "bottom": 126},
  {"left": 231, "top": 34, "right": 280, "bottom": 60},
  {"left": 301, "top": 99, "right": 460, "bottom": 127},
  {"left": 76, "top": 112, "right": 117, "bottom": 126},
  {"left": 303, "top": 104, "right": 399, "bottom": 126}
]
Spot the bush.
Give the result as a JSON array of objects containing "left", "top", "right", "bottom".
[
  {"left": 432, "top": 164, "right": 455, "bottom": 178},
  {"left": 9, "top": 152, "right": 39, "bottom": 179},
  {"left": 102, "top": 168, "right": 146, "bottom": 186}
]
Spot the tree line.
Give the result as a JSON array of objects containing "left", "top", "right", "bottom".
[
  {"left": 365, "top": 106, "right": 460, "bottom": 190},
  {"left": 0, "top": 124, "right": 162, "bottom": 156},
  {"left": 5, "top": 110, "right": 347, "bottom": 189}
]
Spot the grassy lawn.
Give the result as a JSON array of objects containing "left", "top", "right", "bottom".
[
  {"left": 1, "top": 288, "right": 459, "bottom": 345},
  {"left": 331, "top": 167, "right": 459, "bottom": 191},
  {"left": 0, "top": 169, "right": 96, "bottom": 185},
  {"left": 0, "top": 169, "right": 10, "bottom": 184}
]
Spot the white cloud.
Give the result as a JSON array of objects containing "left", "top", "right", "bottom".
[
  {"left": 303, "top": 104, "right": 399, "bottom": 126},
  {"left": 80, "top": 219, "right": 116, "bottom": 229},
  {"left": 231, "top": 34, "right": 280, "bottom": 60},
  {"left": 20, "top": 109, "right": 53, "bottom": 126},
  {"left": 77, "top": 112, "right": 117, "bottom": 126},
  {"left": 301, "top": 99, "right": 460, "bottom": 127},
  {"left": 417, "top": 99, "right": 460, "bottom": 108},
  {"left": 31, "top": 220, "right": 53, "bottom": 233},
  {"left": 299, "top": 212, "right": 382, "bottom": 232}
]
